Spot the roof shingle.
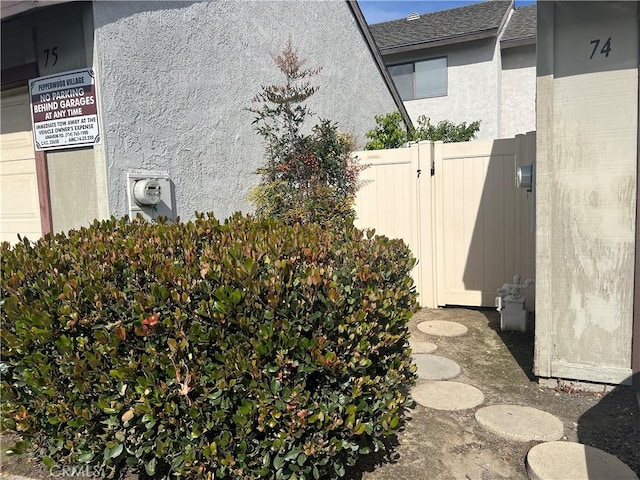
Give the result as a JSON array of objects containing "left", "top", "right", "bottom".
[
  {"left": 369, "top": 1, "right": 512, "bottom": 50},
  {"left": 501, "top": 4, "right": 536, "bottom": 43}
]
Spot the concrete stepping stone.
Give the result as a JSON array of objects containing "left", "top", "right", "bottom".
[
  {"left": 417, "top": 320, "right": 468, "bottom": 337},
  {"left": 413, "top": 353, "right": 461, "bottom": 380},
  {"left": 475, "top": 405, "right": 564, "bottom": 442},
  {"left": 412, "top": 381, "right": 484, "bottom": 410},
  {"left": 526, "top": 441, "right": 639, "bottom": 480},
  {"left": 409, "top": 340, "right": 438, "bottom": 354}
]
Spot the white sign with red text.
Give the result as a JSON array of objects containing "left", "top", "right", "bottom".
[{"left": 29, "top": 68, "right": 101, "bottom": 151}]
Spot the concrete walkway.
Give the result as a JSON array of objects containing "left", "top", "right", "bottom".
[
  {"left": 404, "top": 311, "right": 640, "bottom": 480},
  {"left": 527, "top": 442, "right": 639, "bottom": 480}
]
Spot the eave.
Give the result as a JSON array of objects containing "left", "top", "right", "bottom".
[
  {"left": 378, "top": 28, "right": 498, "bottom": 56},
  {"left": 500, "top": 36, "right": 536, "bottom": 49}
]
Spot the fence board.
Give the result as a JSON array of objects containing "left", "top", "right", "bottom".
[{"left": 354, "top": 133, "right": 536, "bottom": 309}]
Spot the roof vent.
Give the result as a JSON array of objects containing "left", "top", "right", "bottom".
[{"left": 407, "top": 12, "right": 420, "bottom": 21}]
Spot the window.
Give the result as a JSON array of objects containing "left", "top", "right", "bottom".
[{"left": 389, "top": 57, "right": 447, "bottom": 100}]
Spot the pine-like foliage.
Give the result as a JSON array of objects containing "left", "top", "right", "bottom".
[{"left": 248, "top": 41, "right": 363, "bottom": 229}]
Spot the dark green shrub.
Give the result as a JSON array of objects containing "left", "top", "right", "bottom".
[{"left": 1, "top": 214, "right": 417, "bottom": 479}]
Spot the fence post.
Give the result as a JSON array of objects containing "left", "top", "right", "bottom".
[{"left": 417, "top": 141, "right": 437, "bottom": 308}]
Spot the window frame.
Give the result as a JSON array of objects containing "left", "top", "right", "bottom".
[{"left": 388, "top": 56, "right": 448, "bottom": 101}]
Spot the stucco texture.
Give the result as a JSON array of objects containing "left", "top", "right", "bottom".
[
  {"left": 535, "top": 2, "right": 638, "bottom": 384},
  {"left": 500, "top": 45, "right": 535, "bottom": 138},
  {"left": 385, "top": 38, "right": 500, "bottom": 140},
  {"left": 92, "top": 1, "right": 397, "bottom": 220}
]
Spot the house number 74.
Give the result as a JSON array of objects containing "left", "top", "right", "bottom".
[{"left": 590, "top": 37, "right": 612, "bottom": 59}]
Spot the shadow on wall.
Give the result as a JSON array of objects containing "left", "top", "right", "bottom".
[
  {"left": 92, "top": 1, "right": 199, "bottom": 29},
  {"left": 577, "top": 379, "right": 640, "bottom": 478},
  {"left": 385, "top": 36, "right": 495, "bottom": 69},
  {"left": 451, "top": 136, "right": 535, "bottom": 307}
]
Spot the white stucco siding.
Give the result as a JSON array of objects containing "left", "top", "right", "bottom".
[
  {"left": 500, "top": 45, "right": 535, "bottom": 138},
  {"left": 535, "top": 1, "right": 637, "bottom": 385},
  {"left": 93, "top": 1, "right": 397, "bottom": 221},
  {"left": 385, "top": 38, "right": 500, "bottom": 140}
]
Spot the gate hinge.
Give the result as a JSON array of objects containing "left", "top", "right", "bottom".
[
  {"left": 431, "top": 164, "right": 435, "bottom": 176},
  {"left": 417, "top": 169, "right": 421, "bottom": 178}
]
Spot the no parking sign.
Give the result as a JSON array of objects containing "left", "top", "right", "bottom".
[{"left": 29, "top": 68, "right": 101, "bottom": 151}]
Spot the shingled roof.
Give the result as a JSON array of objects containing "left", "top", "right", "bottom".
[
  {"left": 369, "top": 1, "right": 512, "bottom": 51},
  {"left": 501, "top": 4, "right": 536, "bottom": 47}
]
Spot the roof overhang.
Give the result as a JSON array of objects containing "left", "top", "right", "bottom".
[
  {"left": 1, "top": 0, "right": 74, "bottom": 20},
  {"left": 378, "top": 28, "right": 498, "bottom": 56},
  {"left": 347, "top": 0, "right": 413, "bottom": 129},
  {"left": 500, "top": 36, "right": 536, "bottom": 49}
]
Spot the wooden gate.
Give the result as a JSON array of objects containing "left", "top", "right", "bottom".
[{"left": 354, "top": 132, "right": 536, "bottom": 309}]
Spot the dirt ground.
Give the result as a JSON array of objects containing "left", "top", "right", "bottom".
[
  {"left": 1, "top": 307, "right": 639, "bottom": 479},
  {"left": 350, "top": 307, "right": 640, "bottom": 480}
]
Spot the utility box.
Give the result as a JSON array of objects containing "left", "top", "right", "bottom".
[
  {"left": 126, "top": 172, "right": 174, "bottom": 222},
  {"left": 496, "top": 275, "right": 534, "bottom": 332}
]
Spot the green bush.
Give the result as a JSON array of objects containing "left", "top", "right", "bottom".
[
  {"left": 364, "top": 111, "right": 481, "bottom": 150},
  {"left": 1, "top": 214, "right": 417, "bottom": 479},
  {"left": 363, "top": 112, "right": 410, "bottom": 150}
]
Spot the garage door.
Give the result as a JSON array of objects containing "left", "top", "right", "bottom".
[{"left": 0, "top": 87, "right": 42, "bottom": 244}]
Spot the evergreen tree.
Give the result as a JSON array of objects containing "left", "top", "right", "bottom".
[{"left": 248, "top": 41, "right": 363, "bottom": 228}]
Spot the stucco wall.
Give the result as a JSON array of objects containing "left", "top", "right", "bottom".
[
  {"left": 500, "top": 44, "right": 535, "bottom": 138},
  {"left": 93, "top": 0, "right": 398, "bottom": 221},
  {"left": 384, "top": 38, "right": 500, "bottom": 140},
  {"left": 535, "top": 1, "right": 637, "bottom": 385}
]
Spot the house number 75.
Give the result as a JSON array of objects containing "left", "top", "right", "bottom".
[
  {"left": 590, "top": 38, "right": 611, "bottom": 59},
  {"left": 43, "top": 47, "right": 58, "bottom": 67}
]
